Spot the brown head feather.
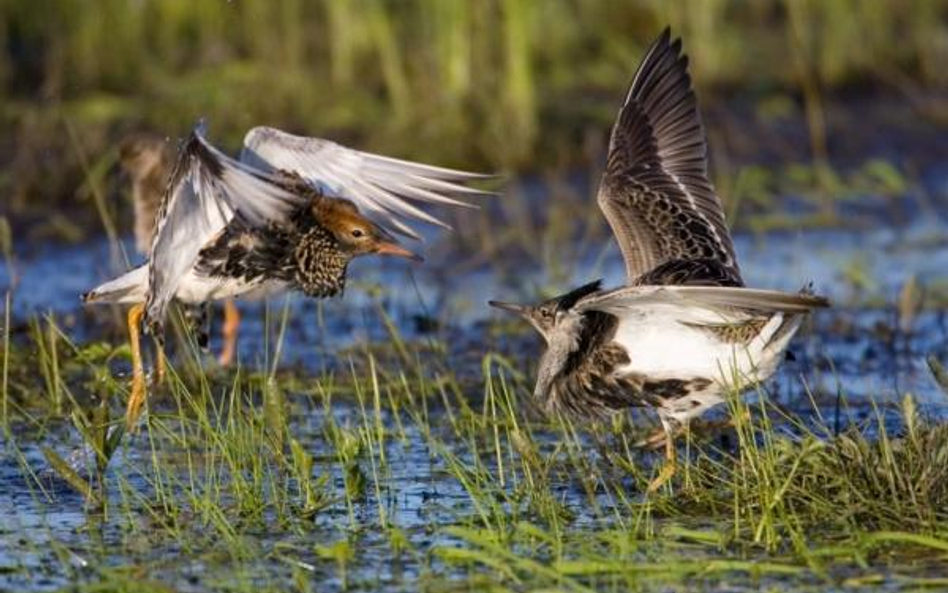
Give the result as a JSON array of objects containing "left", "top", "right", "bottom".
[{"left": 312, "top": 197, "right": 419, "bottom": 260}]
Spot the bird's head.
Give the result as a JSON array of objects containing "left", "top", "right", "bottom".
[
  {"left": 489, "top": 280, "right": 602, "bottom": 343},
  {"left": 488, "top": 299, "right": 557, "bottom": 340},
  {"left": 118, "top": 133, "right": 171, "bottom": 180},
  {"left": 315, "top": 199, "right": 422, "bottom": 261}
]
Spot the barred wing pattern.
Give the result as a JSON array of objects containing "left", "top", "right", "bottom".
[{"left": 596, "top": 28, "right": 740, "bottom": 284}]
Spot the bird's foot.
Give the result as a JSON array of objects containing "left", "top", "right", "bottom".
[
  {"left": 126, "top": 375, "right": 147, "bottom": 433},
  {"left": 638, "top": 426, "right": 671, "bottom": 450},
  {"left": 217, "top": 345, "right": 235, "bottom": 367},
  {"left": 731, "top": 408, "right": 752, "bottom": 427},
  {"left": 646, "top": 462, "right": 676, "bottom": 493},
  {"left": 691, "top": 409, "right": 751, "bottom": 435},
  {"left": 217, "top": 300, "right": 240, "bottom": 367},
  {"left": 126, "top": 303, "right": 149, "bottom": 433},
  {"left": 155, "top": 348, "right": 167, "bottom": 385}
]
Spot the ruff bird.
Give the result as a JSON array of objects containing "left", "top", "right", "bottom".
[
  {"left": 489, "top": 29, "right": 828, "bottom": 491},
  {"left": 88, "top": 123, "right": 492, "bottom": 430}
]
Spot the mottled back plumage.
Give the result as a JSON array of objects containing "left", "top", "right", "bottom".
[{"left": 194, "top": 190, "right": 356, "bottom": 299}]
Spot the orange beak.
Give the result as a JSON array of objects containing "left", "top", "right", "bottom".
[{"left": 375, "top": 241, "right": 423, "bottom": 262}]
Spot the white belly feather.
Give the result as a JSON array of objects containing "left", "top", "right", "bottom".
[
  {"left": 611, "top": 303, "right": 792, "bottom": 389},
  {"left": 84, "top": 265, "right": 288, "bottom": 306}
]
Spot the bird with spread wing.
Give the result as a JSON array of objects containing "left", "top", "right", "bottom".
[
  {"left": 489, "top": 28, "right": 828, "bottom": 492},
  {"left": 86, "top": 123, "right": 493, "bottom": 430},
  {"left": 118, "top": 132, "right": 242, "bottom": 369}
]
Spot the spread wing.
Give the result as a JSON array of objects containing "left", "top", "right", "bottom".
[
  {"left": 240, "top": 126, "right": 493, "bottom": 240},
  {"left": 577, "top": 285, "right": 829, "bottom": 318},
  {"left": 596, "top": 27, "right": 740, "bottom": 284},
  {"left": 144, "top": 123, "right": 306, "bottom": 332}
]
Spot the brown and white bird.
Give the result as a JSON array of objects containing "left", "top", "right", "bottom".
[
  {"left": 88, "top": 123, "right": 492, "bottom": 430},
  {"left": 118, "top": 133, "right": 174, "bottom": 255},
  {"left": 489, "top": 29, "right": 828, "bottom": 491},
  {"left": 118, "top": 133, "right": 242, "bottom": 368}
]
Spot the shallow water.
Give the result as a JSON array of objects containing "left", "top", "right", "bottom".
[
  {"left": 5, "top": 202, "right": 948, "bottom": 403},
  {"left": 2, "top": 198, "right": 948, "bottom": 591}
]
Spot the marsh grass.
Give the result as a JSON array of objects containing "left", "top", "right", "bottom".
[
  {"left": 2, "top": 241, "right": 947, "bottom": 590},
  {"left": 3, "top": 301, "right": 948, "bottom": 591}
]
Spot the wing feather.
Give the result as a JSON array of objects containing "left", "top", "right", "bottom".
[
  {"left": 578, "top": 285, "right": 830, "bottom": 317},
  {"left": 240, "top": 126, "right": 493, "bottom": 239},
  {"left": 596, "top": 28, "right": 740, "bottom": 284},
  {"left": 144, "top": 123, "right": 305, "bottom": 331}
]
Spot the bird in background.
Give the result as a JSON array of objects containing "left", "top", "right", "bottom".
[
  {"left": 489, "top": 28, "right": 829, "bottom": 492},
  {"left": 118, "top": 132, "right": 241, "bottom": 368},
  {"left": 87, "top": 123, "right": 493, "bottom": 430}
]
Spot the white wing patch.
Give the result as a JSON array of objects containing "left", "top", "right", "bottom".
[
  {"left": 240, "top": 126, "right": 492, "bottom": 239},
  {"left": 144, "top": 125, "right": 304, "bottom": 331}
]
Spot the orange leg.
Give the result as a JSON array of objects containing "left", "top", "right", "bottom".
[
  {"left": 647, "top": 427, "right": 677, "bottom": 493},
  {"left": 217, "top": 300, "right": 240, "bottom": 367},
  {"left": 155, "top": 344, "right": 167, "bottom": 384},
  {"left": 640, "top": 426, "right": 669, "bottom": 450},
  {"left": 126, "top": 303, "right": 148, "bottom": 432}
]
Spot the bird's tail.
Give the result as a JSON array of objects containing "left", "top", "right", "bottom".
[
  {"left": 756, "top": 283, "right": 822, "bottom": 355},
  {"left": 761, "top": 312, "right": 805, "bottom": 354},
  {"left": 82, "top": 265, "right": 148, "bottom": 304}
]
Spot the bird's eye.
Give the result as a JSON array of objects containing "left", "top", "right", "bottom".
[{"left": 351, "top": 229, "right": 365, "bottom": 238}]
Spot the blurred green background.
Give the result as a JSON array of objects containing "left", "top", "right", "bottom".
[{"left": 1, "top": 0, "right": 946, "bottom": 241}]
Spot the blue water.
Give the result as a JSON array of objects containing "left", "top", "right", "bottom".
[{"left": 3, "top": 206, "right": 947, "bottom": 404}]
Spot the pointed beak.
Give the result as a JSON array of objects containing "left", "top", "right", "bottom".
[
  {"left": 375, "top": 240, "right": 423, "bottom": 262},
  {"left": 488, "top": 300, "right": 529, "bottom": 316},
  {"left": 373, "top": 225, "right": 423, "bottom": 262}
]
